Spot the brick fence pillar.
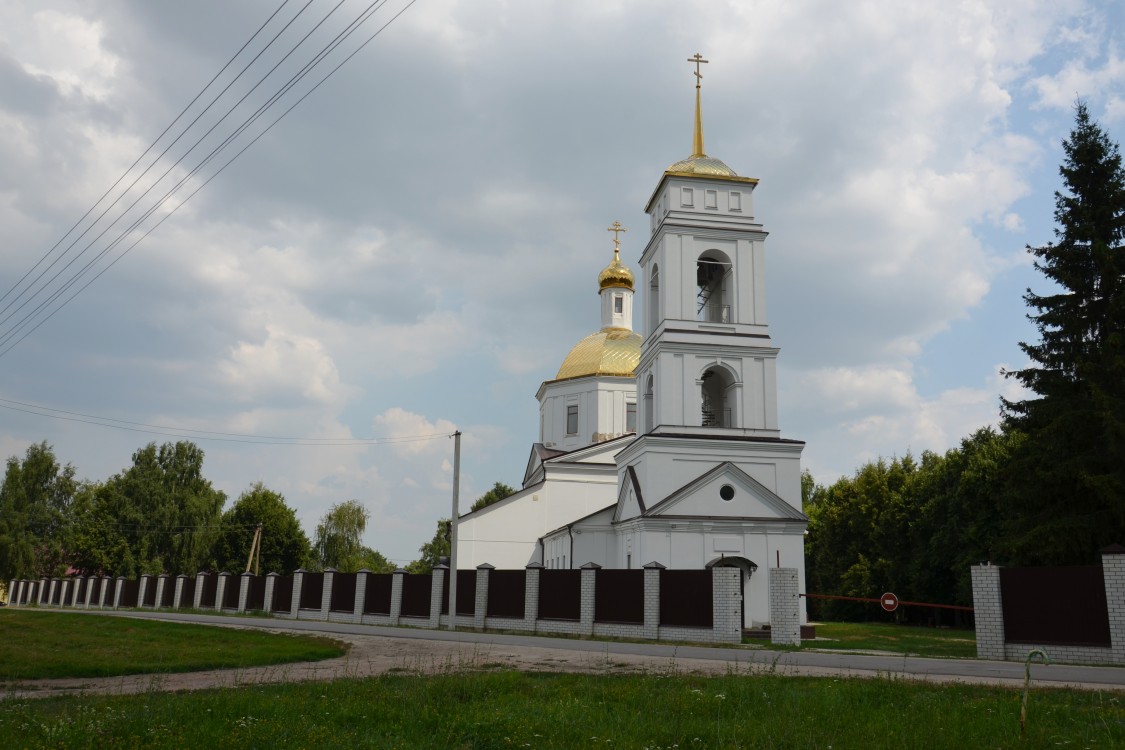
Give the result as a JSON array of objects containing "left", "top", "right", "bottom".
[
  {"left": 38, "top": 578, "right": 48, "bottom": 605},
  {"left": 713, "top": 566, "right": 743, "bottom": 643},
  {"left": 193, "top": 573, "right": 206, "bottom": 610},
  {"left": 769, "top": 567, "right": 800, "bottom": 646},
  {"left": 389, "top": 569, "right": 405, "bottom": 625},
  {"left": 138, "top": 575, "right": 152, "bottom": 608},
  {"left": 70, "top": 577, "right": 82, "bottom": 607},
  {"left": 173, "top": 575, "right": 187, "bottom": 609},
  {"left": 263, "top": 572, "right": 278, "bottom": 613},
  {"left": 216, "top": 572, "right": 231, "bottom": 611},
  {"left": 353, "top": 569, "right": 370, "bottom": 622},
  {"left": 320, "top": 569, "right": 335, "bottom": 621},
  {"left": 1101, "top": 545, "right": 1125, "bottom": 664},
  {"left": 113, "top": 576, "right": 125, "bottom": 609},
  {"left": 238, "top": 572, "right": 252, "bottom": 613},
  {"left": 290, "top": 570, "right": 306, "bottom": 618},
  {"left": 524, "top": 562, "right": 542, "bottom": 631},
  {"left": 580, "top": 562, "right": 600, "bottom": 637},
  {"left": 47, "top": 579, "right": 57, "bottom": 607},
  {"left": 156, "top": 575, "right": 170, "bottom": 609},
  {"left": 643, "top": 561, "right": 664, "bottom": 640},
  {"left": 474, "top": 564, "right": 493, "bottom": 630},
  {"left": 971, "top": 564, "right": 1005, "bottom": 660},
  {"left": 430, "top": 565, "right": 447, "bottom": 628}
]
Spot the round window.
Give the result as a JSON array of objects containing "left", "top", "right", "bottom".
[{"left": 719, "top": 484, "right": 735, "bottom": 501}]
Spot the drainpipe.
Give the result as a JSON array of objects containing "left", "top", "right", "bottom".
[{"left": 567, "top": 524, "right": 575, "bottom": 569}]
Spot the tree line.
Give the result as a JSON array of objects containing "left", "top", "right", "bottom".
[
  {"left": 0, "top": 439, "right": 395, "bottom": 581},
  {"left": 806, "top": 102, "right": 1125, "bottom": 621}
]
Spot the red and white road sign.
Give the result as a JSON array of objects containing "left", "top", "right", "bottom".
[{"left": 880, "top": 592, "right": 899, "bottom": 612}]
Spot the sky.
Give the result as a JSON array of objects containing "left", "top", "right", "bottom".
[{"left": 1, "top": 0, "right": 1124, "bottom": 566}]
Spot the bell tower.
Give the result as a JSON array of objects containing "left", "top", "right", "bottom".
[{"left": 615, "top": 54, "right": 805, "bottom": 528}]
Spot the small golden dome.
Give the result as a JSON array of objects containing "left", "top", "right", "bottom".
[
  {"left": 555, "top": 327, "right": 642, "bottom": 381},
  {"left": 666, "top": 154, "right": 738, "bottom": 177},
  {"left": 598, "top": 248, "right": 635, "bottom": 291}
]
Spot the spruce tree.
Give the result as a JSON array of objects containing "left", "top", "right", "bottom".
[{"left": 1002, "top": 101, "right": 1125, "bottom": 563}]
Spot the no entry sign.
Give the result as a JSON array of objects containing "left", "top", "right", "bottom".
[{"left": 880, "top": 592, "right": 899, "bottom": 612}]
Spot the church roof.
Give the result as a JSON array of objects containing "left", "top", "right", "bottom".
[
  {"left": 665, "top": 154, "right": 739, "bottom": 177},
  {"left": 554, "top": 327, "right": 641, "bottom": 381},
  {"left": 597, "top": 247, "right": 634, "bottom": 291}
]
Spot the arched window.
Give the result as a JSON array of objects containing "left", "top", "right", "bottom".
[
  {"left": 700, "top": 365, "right": 736, "bottom": 428},
  {"left": 648, "top": 264, "right": 661, "bottom": 334},
  {"left": 696, "top": 251, "right": 732, "bottom": 323}
]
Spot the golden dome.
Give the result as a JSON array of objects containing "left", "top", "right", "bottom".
[
  {"left": 666, "top": 154, "right": 738, "bottom": 177},
  {"left": 598, "top": 248, "right": 635, "bottom": 291},
  {"left": 555, "top": 327, "right": 642, "bottom": 381}
]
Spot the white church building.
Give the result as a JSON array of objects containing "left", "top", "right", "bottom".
[{"left": 457, "top": 59, "right": 807, "bottom": 627}]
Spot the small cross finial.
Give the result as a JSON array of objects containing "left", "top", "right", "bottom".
[
  {"left": 688, "top": 52, "right": 709, "bottom": 88},
  {"left": 607, "top": 221, "right": 626, "bottom": 254}
]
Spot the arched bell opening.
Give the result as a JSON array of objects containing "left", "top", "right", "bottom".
[
  {"left": 700, "top": 364, "right": 736, "bottom": 428},
  {"left": 696, "top": 250, "right": 732, "bottom": 323}
]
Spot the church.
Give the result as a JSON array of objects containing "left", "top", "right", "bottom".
[{"left": 457, "top": 57, "right": 807, "bottom": 628}]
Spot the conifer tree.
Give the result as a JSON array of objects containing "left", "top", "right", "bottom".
[{"left": 1002, "top": 101, "right": 1125, "bottom": 563}]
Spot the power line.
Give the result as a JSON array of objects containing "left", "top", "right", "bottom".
[
  {"left": 0, "top": 0, "right": 413, "bottom": 359},
  {"left": 0, "top": 397, "right": 453, "bottom": 446},
  {"left": 0, "top": 0, "right": 418, "bottom": 356}
]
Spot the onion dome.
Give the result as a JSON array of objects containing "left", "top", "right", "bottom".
[
  {"left": 598, "top": 247, "right": 635, "bottom": 291},
  {"left": 665, "top": 154, "right": 738, "bottom": 177},
  {"left": 555, "top": 327, "right": 642, "bottom": 381}
]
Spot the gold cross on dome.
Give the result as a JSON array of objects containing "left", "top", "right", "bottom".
[
  {"left": 607, "top": 221, "right": 626, "bottom": 252},
  {"left": 688, "top": 53, "right": 709, "bottom": 87}
]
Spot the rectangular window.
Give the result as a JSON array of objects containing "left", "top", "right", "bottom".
[
  {"left": 566, "top": 404, "right": 579, "bottom": 435},
  {"left": 626, "top": 402, "right": 637, "bottom": 432},
  {"left": 730, "top": 191, "right": 742, "bottom": 211},
  {"left": 680, "top": 186, "right": 693, "bottom": 207},
  {"left": 705, "top": 189, "right": 718, "bottom": 209},
  {"left": 614, "top": 294, "right": 623, "bottom": 314}
]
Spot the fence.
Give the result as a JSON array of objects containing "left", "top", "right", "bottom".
[
  {"left": 8, "top": 561, "right": 750, "bottom": 645},
  {"left": 971, "top": 545, "right": 1125, "bottom": 665}
]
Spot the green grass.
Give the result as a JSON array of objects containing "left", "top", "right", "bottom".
[
  {"left": 1, "top": 670, "right": 1121, "bottom": 749},
  {"left": 747, "top": 621, "right": 977, "bottom": 659},
  {"left": 0, "top": 609, "right": 346, "bottom": 680}
]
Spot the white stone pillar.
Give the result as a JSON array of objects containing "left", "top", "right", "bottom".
[
  {"left": 263, "top": 572, "right": 278, "bottom": 613},
  {"left": 238, "top": 572, "right": 252, "bottom": 613},
  {"left": 389, "top": 569, "right": 405, "bottom": 625},
  {"left": 971, "top": 564, "right": 1005, "bottom": 660},
  {"left": 524, "top": 563, "right": 542, "bottom": 631},
  {"left": 768, "top": 567, "right": 800, "bottom": 646},
  {"left": 474, "top": 564, "right": 493, "bottom": 630},
  {"left": 320, "top": 569, "right": 335, "bottom": 621},
  {"left": 580, "top": 562, "right": 600, "bottom": 637},
  {"left": 156, "top": 575, "right": 170, "bottom": 609},
  {"left": 216, "top": 572, "right": 232, "bottom": 611},
  {"left": 712, "top": 566, "right": 742, "bottom": 644},
  {"left": 430, "top": 566, "right": 447, "bottom": 628},
  {"left": 193, "top": 573, "right": 206, "bottom": 610},
  {"left": 38, "top": 578, "right": 48, "bottom": 605},
  {"left": 354, "top": 569, "right": 370, "bottom": 622},
  {"left": 290, "top": 569, "right": 305, "bottom": 619},
  {"left": 1101, "top": 545, "right": 1125, "bottom": 665},
  {"left": 47, "top": 579, "right": 57, "bottom": 607},
  {"left": 138, "top": 575, "right": 151, "bottom": 608},
  {"left": 173, "top": 575, "right": 186, "bottom": 609},
  {"left": 643, "top": 561, "right": 664, "bottom": 640},
  {"left": 112, "top": 576, "right": 125, "bottom": 609}
]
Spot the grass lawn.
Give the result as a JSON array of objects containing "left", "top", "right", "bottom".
[
  {"left": 1, "top": 670, "right": 1121, "bottom": 749},
  {"left": 0, "top": 609, "right": 345, "bottom": 680},
  {"left": 748, "top": 621, "right": 977, "bottom": 659}
]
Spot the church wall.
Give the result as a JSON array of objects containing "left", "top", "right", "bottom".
[{"left": 538, "top": 377, "right": 637, "bottom": 450}]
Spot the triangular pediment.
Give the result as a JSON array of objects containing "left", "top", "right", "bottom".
[
  {"left": 612, "top": 466, "right": 647, "bottom": 523},
  {"left": 645, "top": 462, "right": 806, "bottom": 521}
]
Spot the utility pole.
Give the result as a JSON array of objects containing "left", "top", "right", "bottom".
[{"left": 448, "top": 430, "right": 461, "bottom": 630}]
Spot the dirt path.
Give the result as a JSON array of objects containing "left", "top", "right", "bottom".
[{"left": 6, "top": 621, "right": 1117, "bottom": 699}]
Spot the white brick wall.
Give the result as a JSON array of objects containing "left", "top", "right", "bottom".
[{"left": 769, "top": 568, "right": 800, "bottom": 646}]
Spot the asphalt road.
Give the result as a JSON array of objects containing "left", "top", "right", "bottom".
[{"left": 75, "top": 609, "right": 1125, "bottom": 690}]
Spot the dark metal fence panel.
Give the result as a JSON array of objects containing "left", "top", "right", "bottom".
[
  {"left": 271, "top": 576, "right": 293, "bottom": 613},
  {"left": 199, "top": 573, "right": 218, "bottom": 608},
  {"left": 400, "top": 574, "right": 433, "bottom": 618},
  {"left": 363, "top": 574, "right": 393, "bottom": 615},
  {"left": 1001, "top": 566, "right": 1111, "bottom": 646},
  {"left": 103, "top": 578, "right": 117, "bottom": 605},
  {"left": 75, "top": 578, "right": 88, "bottom": 605},
  {"left": 538, "top": 570, "right": 581, "bottom": 621},
  {"left": 178, "top": 577, "right": 196, "bottom": 609},
  {"left": 659, "top": 570, "right": 713, "bottom": 627},
  {"left": 222, "top": 577, "right": 240, "bottom": 609},
  {"left": 142, "top": 578, "right": 158, "bottom": 607},
  {"left": 159, "top": 579, "right": 175, "bottom": 608},
  {"left": 330, "top": 573, "right": 357, "bottom": 612},
  {"left": 246, "top": 576, "right": 266, "bottom": 611},
  {"left": 300, "top": 573, "right": 324, "bottom": 610},
  {"left": 594, "top": 569, "right": 644, "bottom": 624},
  {"left": 441, "top": 571, "right": 476, "bottom": 616},
  {"left": 120, "top": 579, "right": 140, "bottom": 608},
  {"left": 487, "top": 570, "right": 526, "bottom": 619}
]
